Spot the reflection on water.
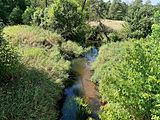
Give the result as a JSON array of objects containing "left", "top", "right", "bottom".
[
  {"left": 85, "top": 47, "right": 98, "bottom": 62},
  {"left": 60, "top": 47, "right": 99, "bottom": 120},
  {"left": 61, "top": 82, "right": 82, "bottom": 120}
]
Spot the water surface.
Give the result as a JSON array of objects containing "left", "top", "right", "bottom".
[{"left": 60, "top": 47, "right": 100, "bottom": 120}]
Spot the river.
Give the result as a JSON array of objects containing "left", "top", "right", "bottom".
[{"left": 60, "top": 47, "right": 100, "bottom": 120}]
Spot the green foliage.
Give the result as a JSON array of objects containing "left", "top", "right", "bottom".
[
  {"left": 0, "top": 25, "right": 75, "bottom": 119},
  {"left": 75, "top": 97, "right": 91, "bottom": 119},
  {"left": 9, "top": 7, "right": 23, "bottom": 24},
  {"left": 108, "top": 0, "right": 127, "bottom": 20},
  {"left": 3, "top": 25, "right": 63, "bottom": 46},
  {"left": 3, "top": 25, "right": 85, "bottom": 58},
  {"left": 22, "top": 7, "right": 35, "bottom": 25},
  {"left": 30, "top": 0, "right": 88, "bottom": 44},
  {"left": 125, "top": 1, "right": 155, "bottom": 38},
  {"left": 0, "top": 0, "right": 27, "bottom": 24},
  {"left": 0, "top": 67, "right": 62, "bottom": 120},
  {"left": 0, "top": 34, "right": 19, "bottom": 83},
  {"left": 27, "top": 0, "right": 54, "bottom": 8},
  {"left": 92, "top": 33, "right": 160, "bottom": 119},
  {"left": 108, "top": 32, "right": 122, "bottom": 42},
  {"left": 154, "top": 11, "right": 160, "bottom": 24},
  {"left": 99, "top": 103, "right": 131, "bottom": 120},
  {"left": 61, "top": 40, "right": 84, "bottom": 58},
  {"left": 86, "top": 0, "right": 110, "bottom": 20},
  {"left": 0, "top": 19, "right": 5, "bottom": 29},
  {"left": 151, "top": 24, "right": 160, "bottom": 39},
  {"left": 48, "top": 0, "right": 86, "bottom": 42},
  {"left": 151, "top": 11, "right": 160, "bottom": 40},
  {"left": 85, "top": 0, "right": 127, "bottom": 21},
  {"left": 32, "top": 7, "right": 44, "bottom": 26},
  {"left": 21, "top": 47, "right": 71, "bottom": 83}
]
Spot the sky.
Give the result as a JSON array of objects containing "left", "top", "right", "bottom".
[
  {"left": 104, "top": 0, "right": 159, "bottom": 5},
  {"left": 123, "top": 0, "right": 159, "bottom": 5}
]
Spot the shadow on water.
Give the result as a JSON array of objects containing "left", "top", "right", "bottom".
[{"left": 60, "top": 47, "right": 100, "bottom": 120}]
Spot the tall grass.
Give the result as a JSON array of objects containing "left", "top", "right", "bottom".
[{"left": 0, "top": 25, "right": 85, "bottom": 119}]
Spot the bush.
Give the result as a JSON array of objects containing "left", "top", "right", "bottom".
[
  {"left": 92, "top": 35, "right": 160, "bottom": 119},
  {"left": 20, "top": 47, "right": 71, "bottom": 83},
  {"left": 0, "top": 34, "right": 19, "bottom": 83},
  {"left": 0, "top": 19, "right": 5, "bottom": 29},
  {"left": 31, "top": 0, "right": 87, "bottom": 44},
  {"left": 3, "top": 25, "right": 84, "bottom": 58},
  {"left": 32, "top": 7, "right": 44, "bottom": 26},
  {"left": 61, "top": 40, "right": 84, "bottom": 58},
  {"left": 22, "top": 7, "right": 35, "bottom": 25}
]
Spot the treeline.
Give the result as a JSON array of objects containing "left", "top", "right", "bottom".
[{"left": 0, "top": 0, "right": 159, "bottom": 43}]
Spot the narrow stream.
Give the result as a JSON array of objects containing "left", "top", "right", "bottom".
[{"left": 60, "top": 47, "right": 100, "bottom": 120}]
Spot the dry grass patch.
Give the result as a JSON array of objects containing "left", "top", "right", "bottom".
[{"left": 89, "top": 19, "right": 126, "bottom": 32}]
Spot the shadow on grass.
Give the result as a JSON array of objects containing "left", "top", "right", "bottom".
[{"left": 0, "top": 65, "right": 62, "bottom": 120}]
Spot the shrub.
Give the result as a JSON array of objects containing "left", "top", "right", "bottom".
[
  {"left": 0, "top": 34, "right": 19, "bottom": 83},
  {"left": 31, "top": 0, "right": 87, "bottom": 44},
  {"left": 22, "top": 7, "right": 35, "bottom": 25},
  {"left": 151, "top": 24, "right": 160, "bottom": 40},
  {"left": 32, "top": 7, "right": 44, "bottom": 26},
  {"left": 61, "top": 40, "right": 84, "bottom": 58},
  {"left": 48, "top": 0, "right": 85, "bottom": 38},
  {"left": 0, "top": 19, "right": 5, "bottom": 29},
  {"left": 3, "top": 25, "right": 84, "bottom": 59},
  {"left": 92, "top": 35, "right": 160, "bottom": 119}
]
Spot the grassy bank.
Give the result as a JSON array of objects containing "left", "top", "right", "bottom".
[
  {"left": 92, "top": 38, "right": 160, "bottom": 119},
  {"left": 0, "top": 25, "right": 84, "bottom": 119}
]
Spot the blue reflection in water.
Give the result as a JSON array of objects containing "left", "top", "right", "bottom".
[
  {"left": 85, "top": 47, "right": 98, "bottom": 62},
  {"left": 61, "top": 83, "right": 81, "bottom": 120}
]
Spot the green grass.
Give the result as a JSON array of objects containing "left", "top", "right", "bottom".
[
  {"left": 0, "top": 25, "right": 85, "bottom": 119},
  {"left": 3, "top": 25, "right": 84, "bottom": 58},
  {"left": 3, "top": 25, "right": 63, "bottom": 47}
]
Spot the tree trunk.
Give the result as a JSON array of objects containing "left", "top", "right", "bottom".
[
  {"left": 82, "top": 0, "right": 87, "bottom": 12},
  {"left": 45, "top": 0, "right": 48, "bottom": 7}
]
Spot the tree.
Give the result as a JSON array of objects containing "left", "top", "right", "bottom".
[
  {"left": 87, "top": 0, "right": 110, "bottom": 20},
  {"left": 28, "top": 0, "right": 54, "bottom": 8},
  {"left": 108, "top": 0, "right": 127, "bottom": 20},
  {"left": 8, "top": 7, "right": 23, "bottom": 24},
  {"left": 82, "top": 0, "right": 87, "bottom": 12},
  {"left": 154, "top": 10, "right": 160, "bottom": 24},
  {"left": 0, "top": 0, "right": 27, "bottom": 24},
  {"left": 125, "top": 1, "right": 155, "bottom": 38},
  {"left": 48, "top": 0, "right": 86, "bottom": 41},
  {"left": 22, "top": 7, "right": 35, "bottom": 24}
]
